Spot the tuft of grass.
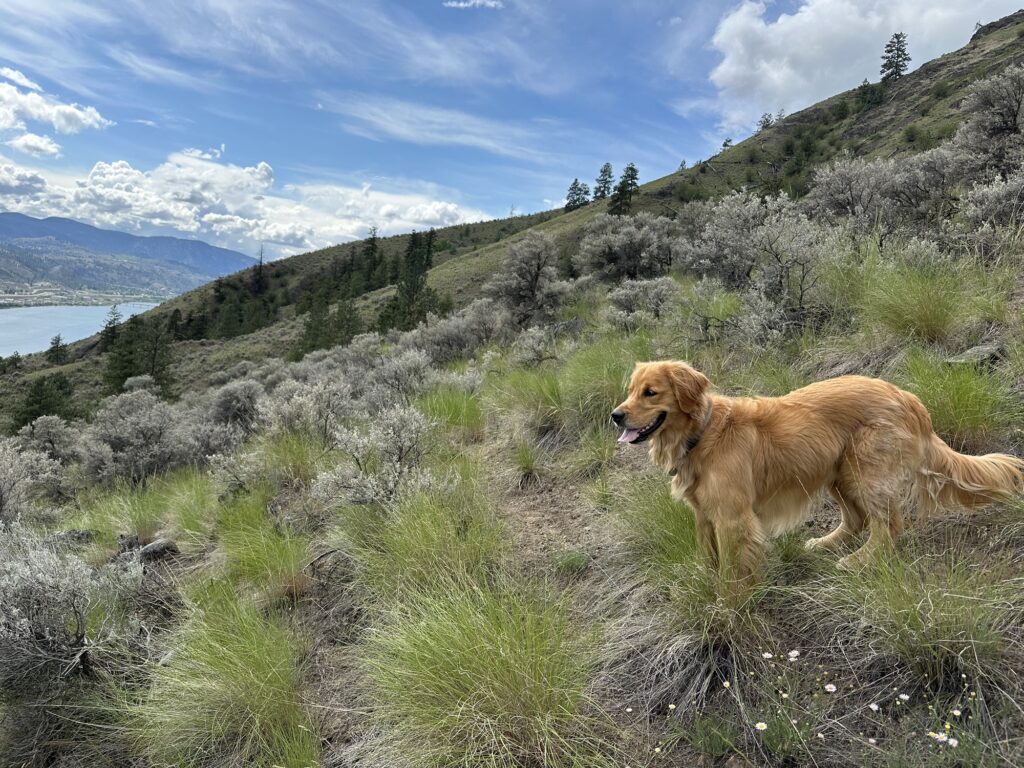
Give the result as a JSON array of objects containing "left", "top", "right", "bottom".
[
  {"left": 218, "top": 488, "right": 310, "bottom": 601},
  {"left": 813, "top": 550, "right": 1023, "bottom": 691},
  {"left": 614, "top": 475, "right": 700, "bottom": 576},
  {"left": 343, "top": 487, "right": 506, "bottom": 605},
  {"left": 903, "top": 350, "right": 1022, "bottom": 452},
  {"left": 554, "top": 549, "right": 591, "bottom": 579},
  {"left": 860, "top": 260, "right": 1006, "bottom": 344},
  {"left": 73, "top": 481, "right": 170, "bottom": 553},
  {"left": 565, "top": 424, "right": 617, "bottom": 479},
  {"left": 509, "top": 435, "right": 548, "bottom": 489},
  {"left": 418, "top": 385, "right": 485, "bottom": 440},
  {"left": 161, "top": 468, "right": 220, "bottom": 554},
  {"left": 559, "top": 333, "right": 653, "bottom": 436},
  {"left": 488, "top": 368, "right": 565, "bottom": 437},
  {"left": 131, "top": 583, "right": 320, "bottom": 768},
  {"left": 260, "top": 430, "right": 332, "bottom": 490},
  {"left": 361, "top": 585, "right": 614, "bottom": 767}
]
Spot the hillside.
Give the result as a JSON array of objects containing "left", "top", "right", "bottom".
[
  {"left": 5, "top": 10, "right": 1024, "bottom": 415},
  {"left": 5, "top": 11, "right": 1024, "bottom": 768},
  {"left": 0, "top": 212, "right": 254, "bottom": 305}
]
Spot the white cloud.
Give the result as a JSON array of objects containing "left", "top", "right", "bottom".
[
  {"left": 707, "top": 0, "right": 1023, "bottom": 131},
  {"left": 0, "top": 151, "right": 490, "bottom": 258},
  {"left": 324, "top": 94, "right": 545, "bottom": 160},
  {"left": 0, "top": 66, "right": 41, "bottom": 91},
  {"left": 443, "top": 0, "right": 504, "bottom": 8},
  {"left": 5, "top": 132, "right": 61, "bottom": 157},
  {"left": 0, "top": 81, "right": 112, "bottom": 134},
  {"left": 105, "top": 48, "right": 221, "bottom": 92}
]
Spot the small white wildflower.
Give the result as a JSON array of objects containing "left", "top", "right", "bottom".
[
  {"left": 951, "top": 709, "right": 961, "bottom": 716},
  {"left": 948, "top": 738, "right": 959, "bottom": 748},
  {"left": 868, "top": 703, "right": 880, "bottom": 712},
  {"left": 722, "top": 681, "right": 731, "bottom": 689},
  {"left": 762, "top": 652, "right": 774, "bottom": 659},
  {"left": 755, "top": 722, "right": 768, "bottom": 731},
  {"left": 625, "top": 707, "right": 633, "bottom": 713},
  {"left": 868, "top": 738, "right": 877, "bottom": 745},
  {"left": 787, "top": 649, "right": 800, "bottom": 660},
  {"left": 668, "top": 704, "right": 676, "bottom": 711},
  {"left": 898, "top": 693, "right": 910, "bottom": 702},
  {"left": 824, "top": 683, "right": 837, "bottom": 693}
]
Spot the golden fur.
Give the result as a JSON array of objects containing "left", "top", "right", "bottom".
[{"left": 614, "top": 361, "right": 1024, "bottom": 581}]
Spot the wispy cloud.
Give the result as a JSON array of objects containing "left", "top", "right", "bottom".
[
  {"left": 0, "top": 66, "right": 41, "bottom": 91},
  {"left": 0, "top": 81, "right": 112, "bottom": 134},
  {"left": 323, "top": 94, "right": 546, "bottom": 161},
  {"left": 105, "top": 48, "right": 222, "bottom": 92},
  {"left": 443, "top": 0, "right": 504, "bottom": 9}
]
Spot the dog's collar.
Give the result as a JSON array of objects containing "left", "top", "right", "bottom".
[{"left": 669, "top": 402, "right": 713, "bottom": 477}]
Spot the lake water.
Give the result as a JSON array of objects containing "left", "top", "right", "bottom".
[{"left": 0, "top": 303, "right": 158, "bottom": 357}]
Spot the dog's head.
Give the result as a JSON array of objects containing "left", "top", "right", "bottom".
[{"left": 611, "top": 361, "right": 710, "bottom": 445}]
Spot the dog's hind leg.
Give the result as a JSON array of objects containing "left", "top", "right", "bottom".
[{"left": 805, "top": 484, "right": 865, "bottom": 552}]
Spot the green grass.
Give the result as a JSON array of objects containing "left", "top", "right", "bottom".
[
  {"left": 564, "top": 424, "right": 617, "bottom": 479},
  {"left": 131, "top": 583, "right": 319, "bottom": 768},
  {"left": 860, "top": 260, "right": 1007, "bottom": 344},
  {"left": 161, "top": 468, "right": 220, "bottom": 553},
  {"left": 903, "top": 350, "right": 1023, "bottom": 451},
  {"left": 814, "top": 550, "right": 1023, "bottom": 690},
  {"left": 488, "top": 367, "right": 565, "bottom": 437},
  {"left": 361, "top": 584, "right": 613, "bottom": 768},
  {"left": 417, "top": 385, "right": 485, "bottom": 440},
  {"left": 614, "top": 475, "right": 700, "bottom": 577},
  {"left": 218, "top": 488, "right": 310, "bottom": 601},
  {"left": 256, "top": 430, "right": 332, "bottom": 490},
  {"left": 341, "top": 487, "right": 506, "bottom": 605},
  {"left": 509, "top": 435, "right": 548, "bottom": 489},
  {"left": 72, "top": 479, "right": 174, "bottom": 553}
]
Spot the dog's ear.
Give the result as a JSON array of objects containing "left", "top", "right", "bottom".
[{"left": 667, "top": 362, "right": 709, "bottom": 416}]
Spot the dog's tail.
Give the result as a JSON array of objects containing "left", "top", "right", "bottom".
[{"left": 917, "top": 433, "right": 1024, "bottom": 514}]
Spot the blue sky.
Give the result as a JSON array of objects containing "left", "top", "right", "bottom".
[{"left": 0, "top": 0, "right": 1019, "bottom": 259}]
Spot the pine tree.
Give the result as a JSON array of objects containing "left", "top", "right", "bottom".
[
  {"left": 13, "top": 373, "right": 75, "bottom": 427},
  {"left": 593, "top": 163, "right": 614, "bottom": 200},
  {"left": 607, "top": 163, "right": 640, "bottom": 216},
  {"left": 565, "top": 179, "right": 591, "bottom": 211},
  {"left": 880, "top": 32, "right": 910, "bottom": 83},
  {"left": 104, "top": 316, "right": 174, "bottom": 393},
  {"left": 251, "top": 244, "right": 267, "bottom": 296},
  {"left": 45, "top": 334, "right": 68, "bottom": 365},
  {"left": 99, "top": 305, "right": 122, "bottom": 352},
  {"left": 377, "top": 229, "right": 441, "bottom": 332}
]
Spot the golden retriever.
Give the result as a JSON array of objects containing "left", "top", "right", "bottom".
[{"left": 613, "top": 361, "right": 1024, "bottom": 580}]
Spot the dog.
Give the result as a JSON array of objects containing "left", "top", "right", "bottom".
[{"left": 612, "top": 361, "right": 1024, "bottom": 580}]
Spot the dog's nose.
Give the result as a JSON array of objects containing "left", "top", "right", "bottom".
[{"left": 611, "top": 409, "right": 625, "bottom": 426}]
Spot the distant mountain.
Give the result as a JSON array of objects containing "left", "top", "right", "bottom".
[
  {"left": 0, "top": 213, "right": 253, "bottom": 276},
  {"left": 0, "top": 212, "right": 255, "bottom": 304}
]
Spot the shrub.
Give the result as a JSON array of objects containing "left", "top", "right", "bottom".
[
  {"left": 606, "top": 277, "right": 680, "bottom": 330},
  {"left": 133, "top": 584, "right": 319, "bottom": 767},
  {"left": 360, "top": 585, "right": 612, "bottom": 767},
  {"left": 314, "top": 405, "right": 435, "bottom": 506},
  {"left": 484, "top": 232, "right": 568, "bottom": 325},
  {"left": 510, "top": 326, "right": 556, "bottom": 366},
  {"left": 0, "top": 523, "right": 141, "bottom": 699},
  {"left": 903, "top": 350, "right": 1022, "bottom": 452},
  {"left": 574, "top": 212, "right": 680, "bottom": 280},
  {"left": 16, "top": 414, "right": 78, "bottom": 465},
  {"left": 957, "top": 63, "right": 1024, "bottom": 176},
  {"left": 398, "top": 299, "right": 514, "bottom": 365},
  {"left": 210, "top": 379, "right": 264, "bottom": 434},
  {"left": 260, "top": 378, "right": 353, "bottom": 447},
  {"left": 0, "top": 437, "right": 59, "bottom": 524}
]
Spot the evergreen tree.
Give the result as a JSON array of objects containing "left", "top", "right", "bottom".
[
  {"left": 594, "top": 163, "right": 614, "bottom": 200},
  {"left": 99, "top": 305, "right": 122, "bottom": 352},
  {"left": 565, "top": 179, "right": 591, "bottom": 211},
  {"left": 250, "top": 244, "right": 267, "bottom": 296},
  {"left": 607, "top": 163, "right": 640, "bottom": 216},
  {"left": 104, "top": 316, "right": 174, "bottom": 394},
  {"left": 13, "top": 373, "right": 75, "bottom": 427},
  {"left": 45, "top": 334, "right": 68, "bottom": 365},
  {"left": 880, "top": 32, "right": 910, "bottom": 83},
  {"left": 756, "top": 112, "right": 775, "bottom": 132},
  {"left": 377, "top": 228, "right": 441, "bottom": 332}
]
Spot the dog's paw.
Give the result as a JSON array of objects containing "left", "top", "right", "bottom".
[
  {"left": 836, "top": 553, "right": 867, "bottom": 571},
  {"left": 804, "top": 536, "right": 824, "bottom": 551}
]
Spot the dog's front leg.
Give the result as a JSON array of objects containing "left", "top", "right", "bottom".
[
  {"left": 711, "top": 503, "right": 764, "bottom": 588},
  {"left": 691, "top": 504, "right": 719, "bottom": 569}
]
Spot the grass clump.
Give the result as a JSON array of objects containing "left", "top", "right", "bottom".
[
  {"left": 904, "top": 350, "right": 1022, "bottom": 451},
  {"left": 342, "top": 487, "right": 506, "bottom": 605},
  {"left": 813, "top": 550, "right": 1023, "bottom": 691},
  {"left": 559, "top": 333, "right": 652, "bottom": 436},
  {"left": 417, "top": 386, "right": 485, "bottom": 440},
  {"left": 508, "top": 435, "right": 549, "bottom": 489},
  {"left": 361, "top": 585, "right": 613, "bottom": 768},
  {"left": 131, "top": 583, "right": 319, "bottom": 768},
  {"left": 488, "top": 367, "right": 565, "bottom": 437},
  {"left": 259, "top": 430, "right": 332, "bottom": 489},
  {"left": 161, "top": 468, "right": 219, "bottom": 553},
  {"left": 218, "top": 488, "right": 310, "bottom": 601},
  {"left": 860, "top": 260, "right": 1006, "bottom": 344}
]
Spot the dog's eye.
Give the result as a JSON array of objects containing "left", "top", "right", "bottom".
[{"left": 643, "top": 388, "right": 656, "bottom": 397}]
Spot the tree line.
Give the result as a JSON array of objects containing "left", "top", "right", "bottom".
[{"left": 564, "top": 162, "right": 640, "bottom": 215}]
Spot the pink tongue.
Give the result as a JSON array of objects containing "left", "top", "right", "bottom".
[{"left": 618, "top": 428, "right": 640, "bottom": 444}]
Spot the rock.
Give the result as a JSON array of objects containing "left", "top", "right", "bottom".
[
  {"left": 945, "top": 344, "right": 1002, "bottom": 366},
  {"left": 116, "top": 533, "right": 140, "bottom": 554},
  {"left": 139, "top": 538, "right": 179, "bottom": 562}
]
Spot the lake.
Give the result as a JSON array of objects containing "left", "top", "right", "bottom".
[{"left": 0, "top": 303, "right": 158, "bottom": 357}]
